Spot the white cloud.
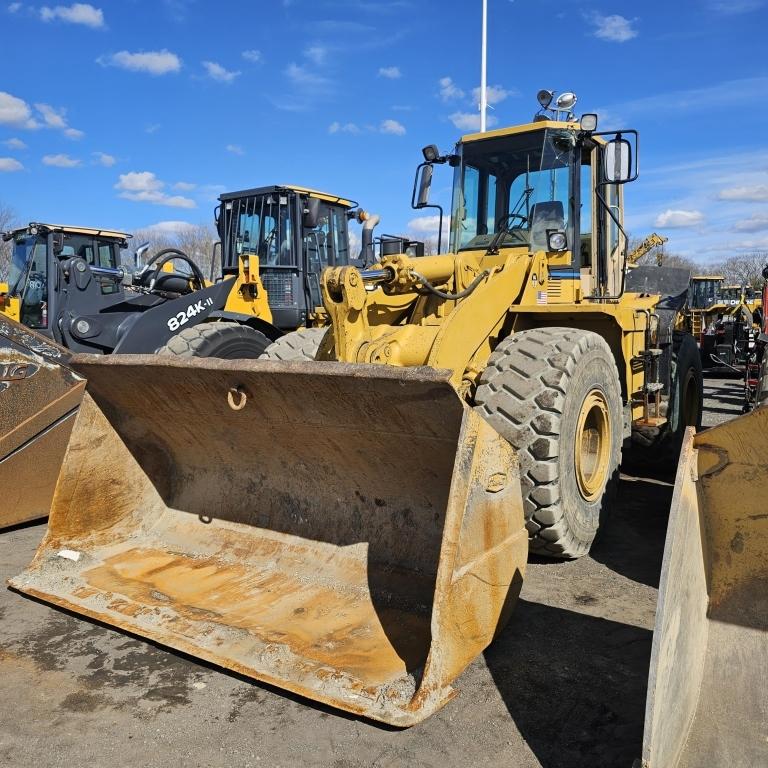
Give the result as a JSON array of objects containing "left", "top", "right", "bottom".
[
  {"left": 285, "top": 62, "right": 331, "bottom": 88},
  {"left": 600, "top": 76, "right": 768, "bottom": 122},
  {"left": 145, "top": 123, "right": 161, "bottom": 134},
  {"left": 708, "top": 0, "right": 763, "bottom": 13},
  {"left": 304, "top": 45, "right": 327, "bottom": 65},
  {"left": 3, "top": 137, "right": 26, "bottom": 150},
  {"left": 589, "top": 13, "right": 638, "bottom": 42},
  {"left": 143, "top": 220, "right": 195, "bottom": 236},
  {"left": 93, "top": 151, "right": 115, "bottom": 166},
  {"left": 439, "top": 76, "right": 464, "bottom": 102},
  {"left": 719, "top": 185, "right": 768, "bottom": 202},
  {"left": 449, "top": 111, "right": 498, "bottom": 132},
  {"left": 328, "top": 121, "right": 360, "bottom": 134},
  {"left": 99, "top": 49, "right": 182, "bottom": 75},
  {"left": 115, "top": 171, "right": 195, "bottom": 208},
  {"left": 173, "top": 181, "right": 196, "bottom": 191},
  {"left": 34, "top": 102, "right": 84, "bottom": 138},
  {"left": 242, "top": 49, "right": 262, "bottom": 63},
  {"left": 0, "top": 157, "right": 23, "bottom": 172},
  {"left": 654, "top": 209, "right": 704, "bottom": 228},
  {"left": 35, "top": 102, "right": 67, "bottom": 129},
  {"left": 472, "top": 84, "right": 512, "bottom": 105},
  {"left": 42, "top": 153, "right": 80, "bottom": 168},
  {"left": 380, "top": 118, "right": 405, "bottom": 135},
  {"left": 225, "top": 143, "right": 244, "bottom": 155},
  {"left": 0, "top": 92, "right": 39, "bottom": 129},
  {"left": 8, "top": 3, "right": 22, "bottom": 12},
  {"left": 734, "top": 213, "right": 768, "bottom": 232},
  {"left": 407, "top": 214, "right": 450, "bottom": 242},
  {"left": 202, "top": 60, "right": 240, "bottom": 83},
  {"left": 378, "top": 66, "right": 401, "bottom": 79},
  {"left": 40, "top": 3, "right": 104, "bottom": 27}
]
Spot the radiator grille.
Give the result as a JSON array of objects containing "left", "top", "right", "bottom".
[{"left": 262, "top": 272, "right": 295, "bottom": 308}]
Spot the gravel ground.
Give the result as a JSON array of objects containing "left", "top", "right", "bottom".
[{"left": 0, "top": 375, "right": 743, "bottom": 768}]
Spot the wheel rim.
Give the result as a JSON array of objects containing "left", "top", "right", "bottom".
[
  {"left": 682, "top": 368, "right": 700, "bottom": 426},
  {"left": 574, "top": 389, "right": 611, "bottom": 502}
]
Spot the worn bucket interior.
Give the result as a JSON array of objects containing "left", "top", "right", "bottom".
[
  {"left": 0, "top": 319, "right": 84, "bottom": 528},
  {"left": 10, "top": 355, "right": 527, "bottom": 726},
  {"left": 642, "top": 416, "right": 768, "bottom": 767}
]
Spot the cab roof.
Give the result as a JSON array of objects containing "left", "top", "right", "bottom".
[
  {"left": 460, "top": 119, "right": 607, "bottom": 145},
  {"left": 219, "top": 185, "right": 355, "bottom": 208},
  {"left": 11, "top": 222, "right": 131, "bottom": 240}
]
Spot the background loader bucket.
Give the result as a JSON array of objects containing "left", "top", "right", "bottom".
[
  {"left": 642, "top": 417, "right": 768, "bottom": 767},
  {"left": 10, "top": 355, "right": 527, "bottom": 726},
  {"left": 0, "top": 318, "right": 84, "bottom": 528}
]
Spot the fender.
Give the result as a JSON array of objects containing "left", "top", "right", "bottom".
[
  {"left": 113, "top": 280, "right": 235, "bottom": 353},
  {"left": 206, "top": 310, "right": 283, "bottom": 341}
]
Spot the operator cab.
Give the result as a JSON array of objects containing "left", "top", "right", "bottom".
[
  {"left": 217, "top": 185, "right": 360, "bottom": 328},
  {"left": 2, "top": 223, "right": 129, "bottom": 333},
  {"left": 689, "top": 276, "right": 725, "bottom": 310},
  {"left": 414, "top": 90, "right": 637, "bottom": 301}
]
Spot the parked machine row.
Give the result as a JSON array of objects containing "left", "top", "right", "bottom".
[{"left": 1, "top": 92, "right": 765, "bottom": 765}]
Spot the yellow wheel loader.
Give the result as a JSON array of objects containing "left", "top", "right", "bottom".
[
  {"left": 10, "top": 95, "right": 703, "bottom": 725},
  {"left": 0, "top": 317, "right": 84, "bottom": 529}
]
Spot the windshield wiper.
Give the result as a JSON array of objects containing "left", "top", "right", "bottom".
[{"left": 484, "top": 185, "right": 533, "bottom": 256}]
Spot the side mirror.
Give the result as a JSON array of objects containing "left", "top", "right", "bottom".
[
  {"left": 604, "top": 137, "right": 634, "bottom": 183},
  {"left": 303, "top": 197, "right": 321, "bottom": 229},
  {"left": 52, "top": 232, "right": 64, "bottom": 255},
  {"left": 415, "top": 163, "right": 433, "bottom": 208}
]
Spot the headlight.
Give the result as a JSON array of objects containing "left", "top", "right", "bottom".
[{"left": 548, "top": 231, "right": 567, "bottom": 251}]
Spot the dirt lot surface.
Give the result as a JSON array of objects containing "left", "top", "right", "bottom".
[{"left": 0, "top": 375, "right": 742, "bottom": 768}]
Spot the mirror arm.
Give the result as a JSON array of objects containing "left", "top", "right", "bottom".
[{"left": 593, "top": 184, "right": 628, "bottom": 301}]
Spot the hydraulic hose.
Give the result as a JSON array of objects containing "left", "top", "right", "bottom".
[{"left": 409, "top": 269, "right": 490, "bottom": 300}]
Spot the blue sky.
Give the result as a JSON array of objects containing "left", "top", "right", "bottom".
[{"left": 1, "top": 0, "right": 767, "bottom": 263}]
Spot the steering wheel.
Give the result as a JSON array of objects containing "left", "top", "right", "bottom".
[
  {"left": 495, "top": 212, "right": 528, "bottom": 229},
  {"left": 145, "top": 248, "right": 206, "bottom": 292}
]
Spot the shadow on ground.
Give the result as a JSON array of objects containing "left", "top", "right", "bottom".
[
  {"left": 590, "top": 475, "right": 673, "bottom": 589},
  {"left": 485, "top": 599, "right": 652, "bottom": 768}
]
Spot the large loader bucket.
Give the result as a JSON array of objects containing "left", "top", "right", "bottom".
[
  {"left": 641, "top": 416, "right": 768, "bottom": 767},
  {"left": 10, "top": 355, "right": 527, "bottom": 726},
  {"left": 0, "top": 318, "right": 85, "bottom": 528}
]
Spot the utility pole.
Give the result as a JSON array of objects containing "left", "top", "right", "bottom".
[{"left": 480, "top": 0, "right": 487, "bottom": 132}]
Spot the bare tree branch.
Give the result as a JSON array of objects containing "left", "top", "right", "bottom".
[{"left": 0, "top": 201, "right": 19, "bottom": 281}]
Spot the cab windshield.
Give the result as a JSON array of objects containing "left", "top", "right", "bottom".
[
  {"left": 690, "top": 279, "right": 722, "bottom": 309},
  {"left": 450, "top": 127, "right": 575, "bottom": 253},
  {"left": 8, "top": 235, "right": 45, "bottom": 294},
  {"left": 223, "top": 193, "right": 295, "bottom": 269}
]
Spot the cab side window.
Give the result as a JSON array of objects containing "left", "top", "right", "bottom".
[
  {"left": 97, "top": 241, "right": 119, "bottom": 294},
  {"left": 20, "top": 243, "right": 48, "bottom": 328}
]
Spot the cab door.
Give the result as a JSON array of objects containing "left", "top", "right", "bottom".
[{"left": 19, "top": 237, "right": 50, "bottom": 333}]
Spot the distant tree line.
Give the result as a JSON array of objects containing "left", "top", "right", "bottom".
[{"left": 627, "top": 233, "right": 768, "bottom": 288}]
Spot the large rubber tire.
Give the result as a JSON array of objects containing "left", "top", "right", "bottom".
[
  {"left": 668, "top": 331, "right": 703, "bottom": 432},
  {"left": 156, "top": 321, "right": 270, "bottom": 359},
  {"left": 259, "top": 328, "right": 327, "bottom": 361},
  {"left": 474, "top": 327, "right": 623, "bottom": 559}
]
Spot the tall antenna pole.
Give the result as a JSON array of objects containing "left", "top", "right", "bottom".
[{"left": 480, "top": 0, "right": 487, "bottom": 132}]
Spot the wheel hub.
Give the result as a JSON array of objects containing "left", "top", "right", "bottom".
[{"left": 574, "top": 389, "right": 611, "bottom": 502}]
